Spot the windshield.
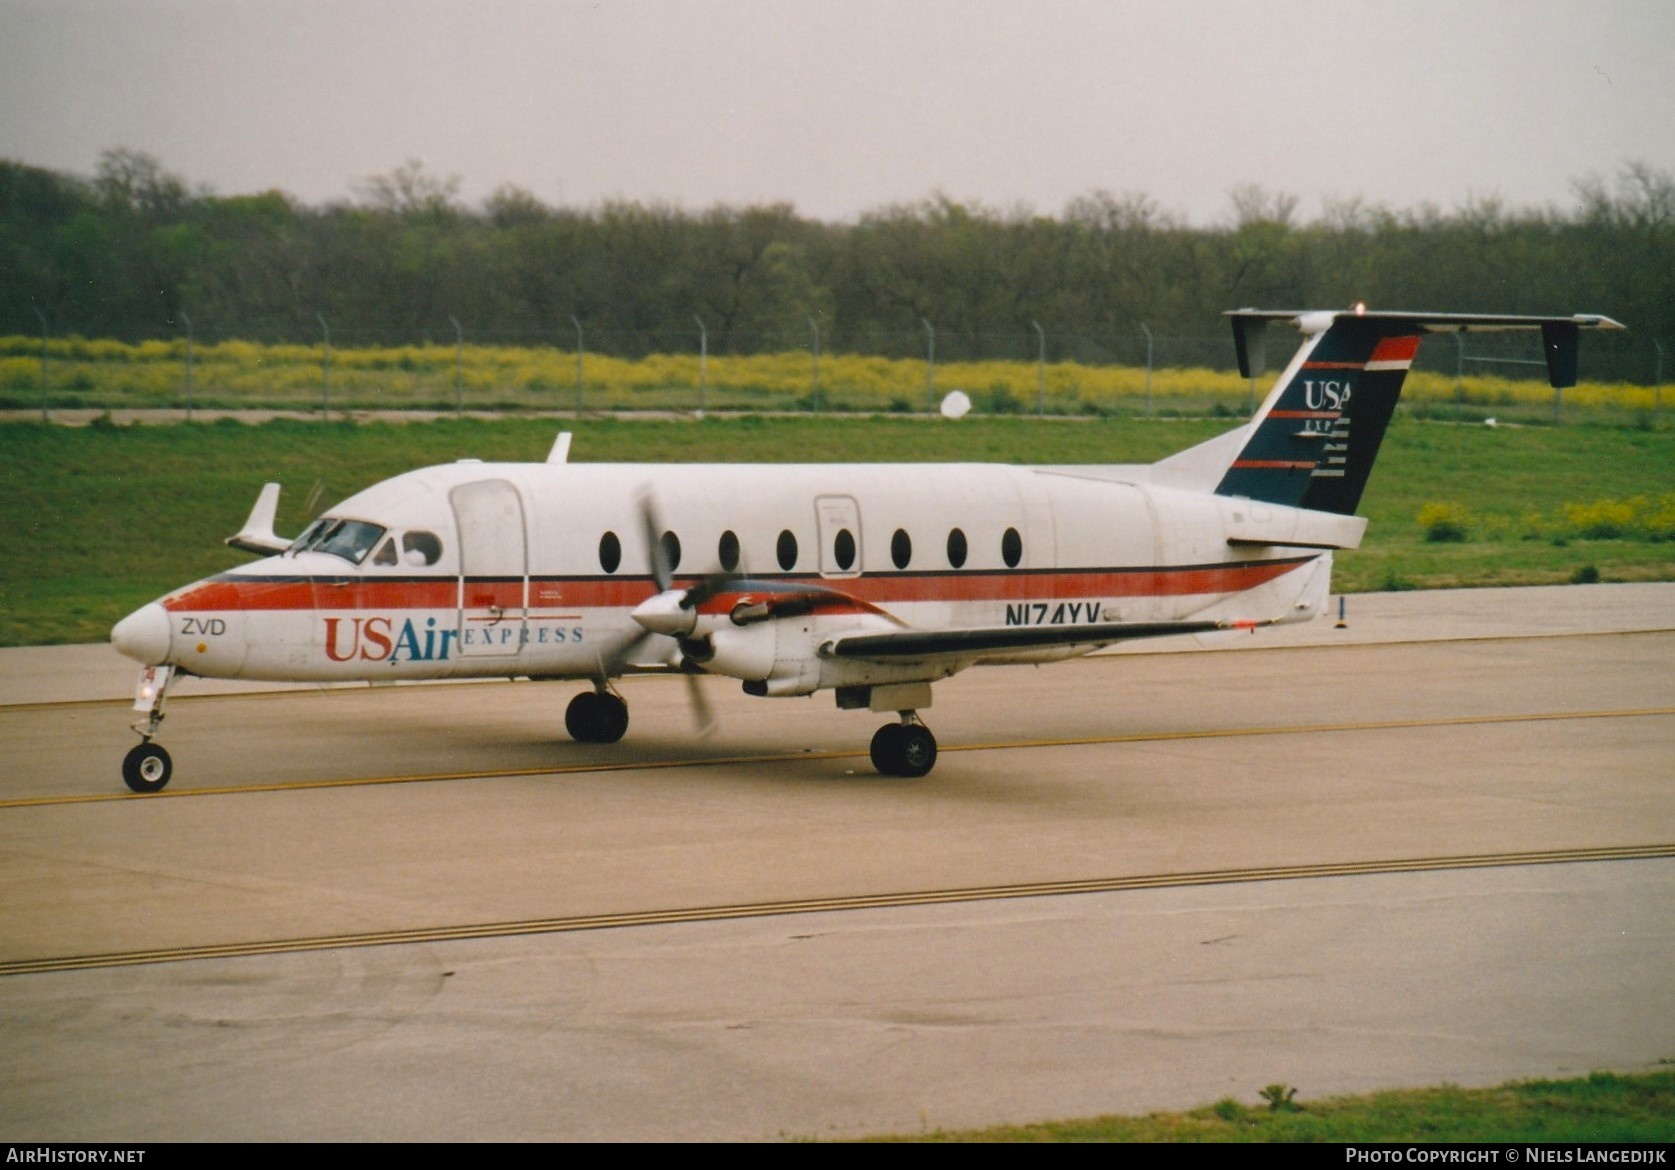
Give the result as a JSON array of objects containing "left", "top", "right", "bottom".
[
  {"left": 286, "top": 518, "right": 329, "bottom": 555},
  {"left": 289, "top": 517, "right": 388, "bottom": 565}
]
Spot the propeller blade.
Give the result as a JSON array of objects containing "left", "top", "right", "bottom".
[
  {"left": 598, "top": 629, "right": 656, "bottom": 677},
  {"left": 685, "top": 671, "right": 716, "bottom": 737},
  {"left": 636, "top": 491, "right": 673, "bottom": 594}
]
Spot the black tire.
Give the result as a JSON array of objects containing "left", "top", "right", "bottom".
[
  {"left": 897, "top": 724, "right": 938, "bottom": 778},
  {"left": 869, "top": 723, "right": 907, "bottom": 776},
  {"left": 566, "top": 691, "right": 630, "bottom": 744},
  {"left": 122, "top": 743, "right": 172, "bottom": 794},
  {"left": 597, "top": 692, "right": 629, "bottom": 743},
  {"left": 566, "top": 691, "right": 602, "bottom": 741}
]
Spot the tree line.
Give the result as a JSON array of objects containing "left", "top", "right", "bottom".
[{"left": 3, "top": 150, "right": 1670, "bottom": 380}]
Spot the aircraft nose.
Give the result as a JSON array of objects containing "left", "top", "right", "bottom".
[{"left": 112, "top": 602, "right": 172, "bottom": 665}]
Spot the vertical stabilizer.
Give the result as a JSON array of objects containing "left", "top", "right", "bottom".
[{"left": 1212, "top": 310, "right": 1624, "bottom": 515}]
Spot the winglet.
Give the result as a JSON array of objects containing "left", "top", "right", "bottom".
[{"left": 225, "top": 482, "right": 289, "bottom": 555}]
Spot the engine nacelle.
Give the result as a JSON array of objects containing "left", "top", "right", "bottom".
[{"left": 704, "top": 624, "right": 777, "bottom": 683}]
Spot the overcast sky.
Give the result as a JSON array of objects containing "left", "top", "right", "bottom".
[{"left": 2, "top": 0, "right": 1670, "bottom": 224}]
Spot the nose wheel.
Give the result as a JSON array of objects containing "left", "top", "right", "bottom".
[
  {"left": 122, "top": 743, "right": 173, "bottom": 793},
  {"left": 870, "top": 716, "right": 937, "bottom": 777}
]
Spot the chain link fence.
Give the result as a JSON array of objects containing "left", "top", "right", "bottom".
[{"left": 0, "top": 321, "right": 1664, "bottom": 425}]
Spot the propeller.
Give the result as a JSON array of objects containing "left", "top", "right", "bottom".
[{"left": 618, "top": 490, "right": 738, "bottom": 737}]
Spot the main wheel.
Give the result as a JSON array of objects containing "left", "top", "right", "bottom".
[
  {"left": 896, "top": 724, "right": 938, "bottom": 778},
  {"left": 122, "top": 743, "right": 172, "bottom": 793},
  {"left": 566, "top": 691, "right": 630, "bottom": 744},
  {"left": 596, "top": 692, "right": 629, "bottom": 743},
  {"left": 869, "top": 723, "right": 907, "bottom": 775},
  {"left": 565, "top": 691, "right": 600, "bottom": 741}
]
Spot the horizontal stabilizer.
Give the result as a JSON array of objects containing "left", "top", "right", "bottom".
[{"left": 1226, "top": 309, "right": 1625, "bottom": 389}]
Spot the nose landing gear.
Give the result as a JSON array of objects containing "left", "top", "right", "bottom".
[
  {"left": 869, "top": 713, "right": 937, "bottom": 778},
  {"left": 123, "top": 665, "right": 175, "bottom": 793}
]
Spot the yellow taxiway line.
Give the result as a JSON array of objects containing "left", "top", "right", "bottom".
[
  {"left": 4, "top": 704, "right": 1673, "bottom": 810},
  {"left": 2, "top": 842, "right": 1669, "bottom": 977}
]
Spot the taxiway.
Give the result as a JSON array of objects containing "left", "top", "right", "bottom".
[{"left": 1, "top": 584, "right": 1671, "bottom": 1140}]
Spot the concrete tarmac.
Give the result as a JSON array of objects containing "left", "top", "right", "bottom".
[{"left": 1, "top": 583, "right": 1672, "bottom": 1141}]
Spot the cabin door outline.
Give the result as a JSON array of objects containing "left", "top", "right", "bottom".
[{"left": 451, "top": 479, "right": 529, "bottom": 657}]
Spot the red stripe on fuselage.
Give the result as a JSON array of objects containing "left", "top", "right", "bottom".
[{"left": 163, "top": 558, "right": 1317, "bottom": 614}]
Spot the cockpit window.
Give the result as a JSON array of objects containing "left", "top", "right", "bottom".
[
  {"left": 287, "top": 518, "right": 330, "bottom": 555},
  {"left": 372, "top": 537, "right": 399, "bottom": 566},
  {"left": 301, "top": 518, "right": 388, "bottom": 565},
  {"left": 401, "top": 531, "right": 443, "bottom": 567}
]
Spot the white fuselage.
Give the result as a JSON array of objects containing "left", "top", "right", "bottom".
[{"left": 126, "top": 459, "right": 1331, "bottom": 692}]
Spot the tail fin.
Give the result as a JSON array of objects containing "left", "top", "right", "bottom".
[{"left": 1212, "top": 309, "right": 1625, "bottom": 515}]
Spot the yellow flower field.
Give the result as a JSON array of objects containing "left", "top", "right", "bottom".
[{"left": 0, "top": 336, "right": 1658, "bottom": 418}]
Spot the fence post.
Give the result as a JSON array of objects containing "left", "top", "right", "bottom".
[
  {"left": 921, "top": 317, "right": 935, "bottom": 413},
  {"left": 1654, "top": 339, "right": 1664, "bottom": 421},
  {"left": 1032, "top": 320, "right": 1045, "bottom": 415},
  {"left": 694, "top": 315, "right": 707, "bottom": 417},
  {"left": 316, "top": 313, "right": 331, "bottom": 415},
  {"left": 180, "top": 311, "right": 194, "bottom": 420},
  {"left": 449, "top": 316, "right": 464, "bottom": 417},
  {"left": 1139, "top": 322, "right": 1154, "bottom": 417},
  {"left": 808, "top": 315, "right": 820, "bottom": 413},
  {"left": 33, "top": 306, "right": 48, "bottom": 422},
  {"left": 571, "top": 315, "right": 584, "bottom": 415}
]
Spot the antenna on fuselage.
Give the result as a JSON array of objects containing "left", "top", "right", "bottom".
[{"left": 547, "top": 431, "right": 573, "bottom": 464}]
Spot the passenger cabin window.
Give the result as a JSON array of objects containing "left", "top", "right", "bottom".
[
  {"left": 718, "top": 529, "right": 740, "bottom": 572},
  {"left": 946, "top": 528, "right": 968, "bottom": 569},
  {"left": 777, "top": 529, "right": 798, "bottom": 572},
  {"left": 1001, "top": 527, "right": 1023, "bottom": 569},
  {"left": 372, "top": 531, "right": 443, "bottom": 568},
  {"left": 891, "top": 528, "right": 912, "bottom": 570},
  {"left": 660, "top": 531, "right": 682, "bottom": 574},
  {"left": 402, "top": 531, "right": 442, "bottom": 567},
  {"left": 599, "top": 531, "right": 622, "bottom": 574},
  {"left": 833, "top": 528, "right": 856, "bottom": 572}
]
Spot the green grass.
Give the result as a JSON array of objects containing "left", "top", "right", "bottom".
[
  {"left": 859, "top": 1068, "right": 1675, "bottom": 1142},
  {"left": 2, "top": 414, "right": 1672, "bottom": 646}
]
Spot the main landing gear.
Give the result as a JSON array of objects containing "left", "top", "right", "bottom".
[
  {"left": 563, "top": 685, "right": 939, "bottom": 777},
  {"left": 870, "top": 714, "right": 938, "bottom": 778},
  {"left": 123, "top": 665, "right": 175, "bottom": 793},
  {"left": 566, "top": 686, "right": 630, "bottom": 744}
]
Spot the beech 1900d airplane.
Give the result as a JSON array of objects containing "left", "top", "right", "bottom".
[{"left": 110, "top": 307, "right": 1622, "bottom": 792}]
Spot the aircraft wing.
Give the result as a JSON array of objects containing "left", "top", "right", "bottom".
[{"left": 820, "top": 617, "right": 1270, "bottom": 662}]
